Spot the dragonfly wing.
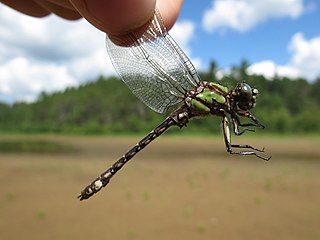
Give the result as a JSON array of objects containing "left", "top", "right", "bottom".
[{"left": 106, "top": 10, "right": 201, "bottom": 114}]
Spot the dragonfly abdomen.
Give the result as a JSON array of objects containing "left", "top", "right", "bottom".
[{"left": 78, "top": 115, "right": 180, "bottom": 200}]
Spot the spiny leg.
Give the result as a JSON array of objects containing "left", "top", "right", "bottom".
[
  {"left": 231, "top": 114, "right": 255, "bottom": 135},
  {"left": 222, "top": 116, "right": 271, "bottom": 161},
  {"left": 237, "top": 111, "right": 265, "bottom": 128},
  {"left": 77, "top": 116, "right": 178, "bottom": 200},
  {"left": 231, "top": 112, "right": 265, "bottom": 135}
]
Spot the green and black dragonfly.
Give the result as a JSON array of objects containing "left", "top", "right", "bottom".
[{"left": 78, "top": 10, "right": 270, "bottom": 201}]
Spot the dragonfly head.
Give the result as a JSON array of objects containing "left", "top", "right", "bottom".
[{"left": 233, "top": 82, "right": 259, "bottom": 111}]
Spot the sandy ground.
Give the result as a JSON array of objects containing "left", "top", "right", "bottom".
[{"left": 0, "top": 135, "right": 319, "bottom": 240}]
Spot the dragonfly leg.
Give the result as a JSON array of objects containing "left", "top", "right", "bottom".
[
  {"left": 231, "top": 111, "right": 265, "bottom": 136},
  {"left": 237, "top": 111, "right": 265, "bottom": 128},
  {"left": 231, "top": 114, "right": 255, "bottom": 136},
  {"left": 222, "top": 116, "right": 271, "bottom": 161}
]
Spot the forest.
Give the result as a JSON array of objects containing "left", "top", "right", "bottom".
[{"left": 0, "top": 61, "right": 319, "bottom": 135}]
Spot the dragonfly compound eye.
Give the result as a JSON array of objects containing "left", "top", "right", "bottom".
[
  {"left": 235, "top": 83, "right": 258, "bottom": 111},
  {"left": 239, "top": 83, "right": 253, "bottom": 100}
]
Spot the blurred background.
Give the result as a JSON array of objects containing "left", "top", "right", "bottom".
[{"left": 0, "top": 0, "right": 319, "bottom": 240}]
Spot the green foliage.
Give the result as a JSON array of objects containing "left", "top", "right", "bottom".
[{"left": 0, "top": 61, "right": 319, "bottom": 135}]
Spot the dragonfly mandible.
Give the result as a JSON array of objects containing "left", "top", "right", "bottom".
[{"left": 78, "top": 9, "right": 270, "bottom": 201}]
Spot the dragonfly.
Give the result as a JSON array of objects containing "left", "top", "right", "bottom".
[{"left": 78, "top": 9, "right": 270, "bottom": 201}]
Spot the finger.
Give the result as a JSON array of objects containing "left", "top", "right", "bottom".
[
  {"left": 156, "top": 0, "right": 183, "bottom": 31},
  {"left": 70, "top": 0, "right": 156, "bottom": 35},
  {"left": 1, "top": 0, "right": 50, "bottom": 17},
  {"left": 34, "top": 0, "right": 81, "bottom": 20}
]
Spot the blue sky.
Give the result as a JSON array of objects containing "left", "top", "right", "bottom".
[
  {"left": 0, "top": 0, "right": 320, "bottom": 103},
  {"left": 177, "top": 0, "right": 320, "bottom": 70}
]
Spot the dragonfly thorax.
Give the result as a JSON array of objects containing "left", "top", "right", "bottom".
[{"left": 187, "top": 82, "right": 229, "bottom": 114}]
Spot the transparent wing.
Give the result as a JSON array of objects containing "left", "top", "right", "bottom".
[{"left": 106, "top": 10, "right": 201, "bottom": 114}]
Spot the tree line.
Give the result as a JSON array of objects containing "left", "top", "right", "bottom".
[{"left": 0, "top": 61, "right": 319, "bottom": 135}]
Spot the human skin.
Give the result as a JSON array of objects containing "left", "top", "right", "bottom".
[{"left": 1, "top": 0, "right": 183, "bottom": 36}]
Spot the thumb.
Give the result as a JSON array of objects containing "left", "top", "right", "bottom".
[
  {"left": 69, "top": 0, "right": 156, "bottom": 35},
  {"left": 69, "top": 0, "right": 183, "bottom": 36}
]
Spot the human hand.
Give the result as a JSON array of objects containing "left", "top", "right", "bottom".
[{"left": 1, "top": 0, "right": 183, "bottom": 36}]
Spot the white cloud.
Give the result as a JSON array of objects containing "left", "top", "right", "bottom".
[
  {"left": 0, "top": 5, "right": 115, "bottom": 103},
  {"left": 289, "top": 32, "right": 320, "bottom": 78},
  {"left": 248, "top": 33, "right": 320, "bottom": 81},
  {"left": 0, "top": 57, "right": 77, "bottom": 102},
  {"left": 203, "top": 0, "right": 305, "bottom": 33},
  {"left": 169, "top": 20, "right": 203, "bottom": 69},
  {"left": 248, "top": 60, "right": 300, "bottom": 79},
  {"left": 0, "top": 4, "right": 202, "bottom": 103}
]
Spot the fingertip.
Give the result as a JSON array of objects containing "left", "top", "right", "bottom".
[
  {"left": 1, "top": 0, "right": 50, "bottom": 18},
  {"left": 70, "top": 0, "right": 156, "bottom": 34},
  {"left": 156, "top": 0, "right": 183, "bottom": 30},
  {"left": 36, "top": 1, "right": 82, "bottom": 20}
]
